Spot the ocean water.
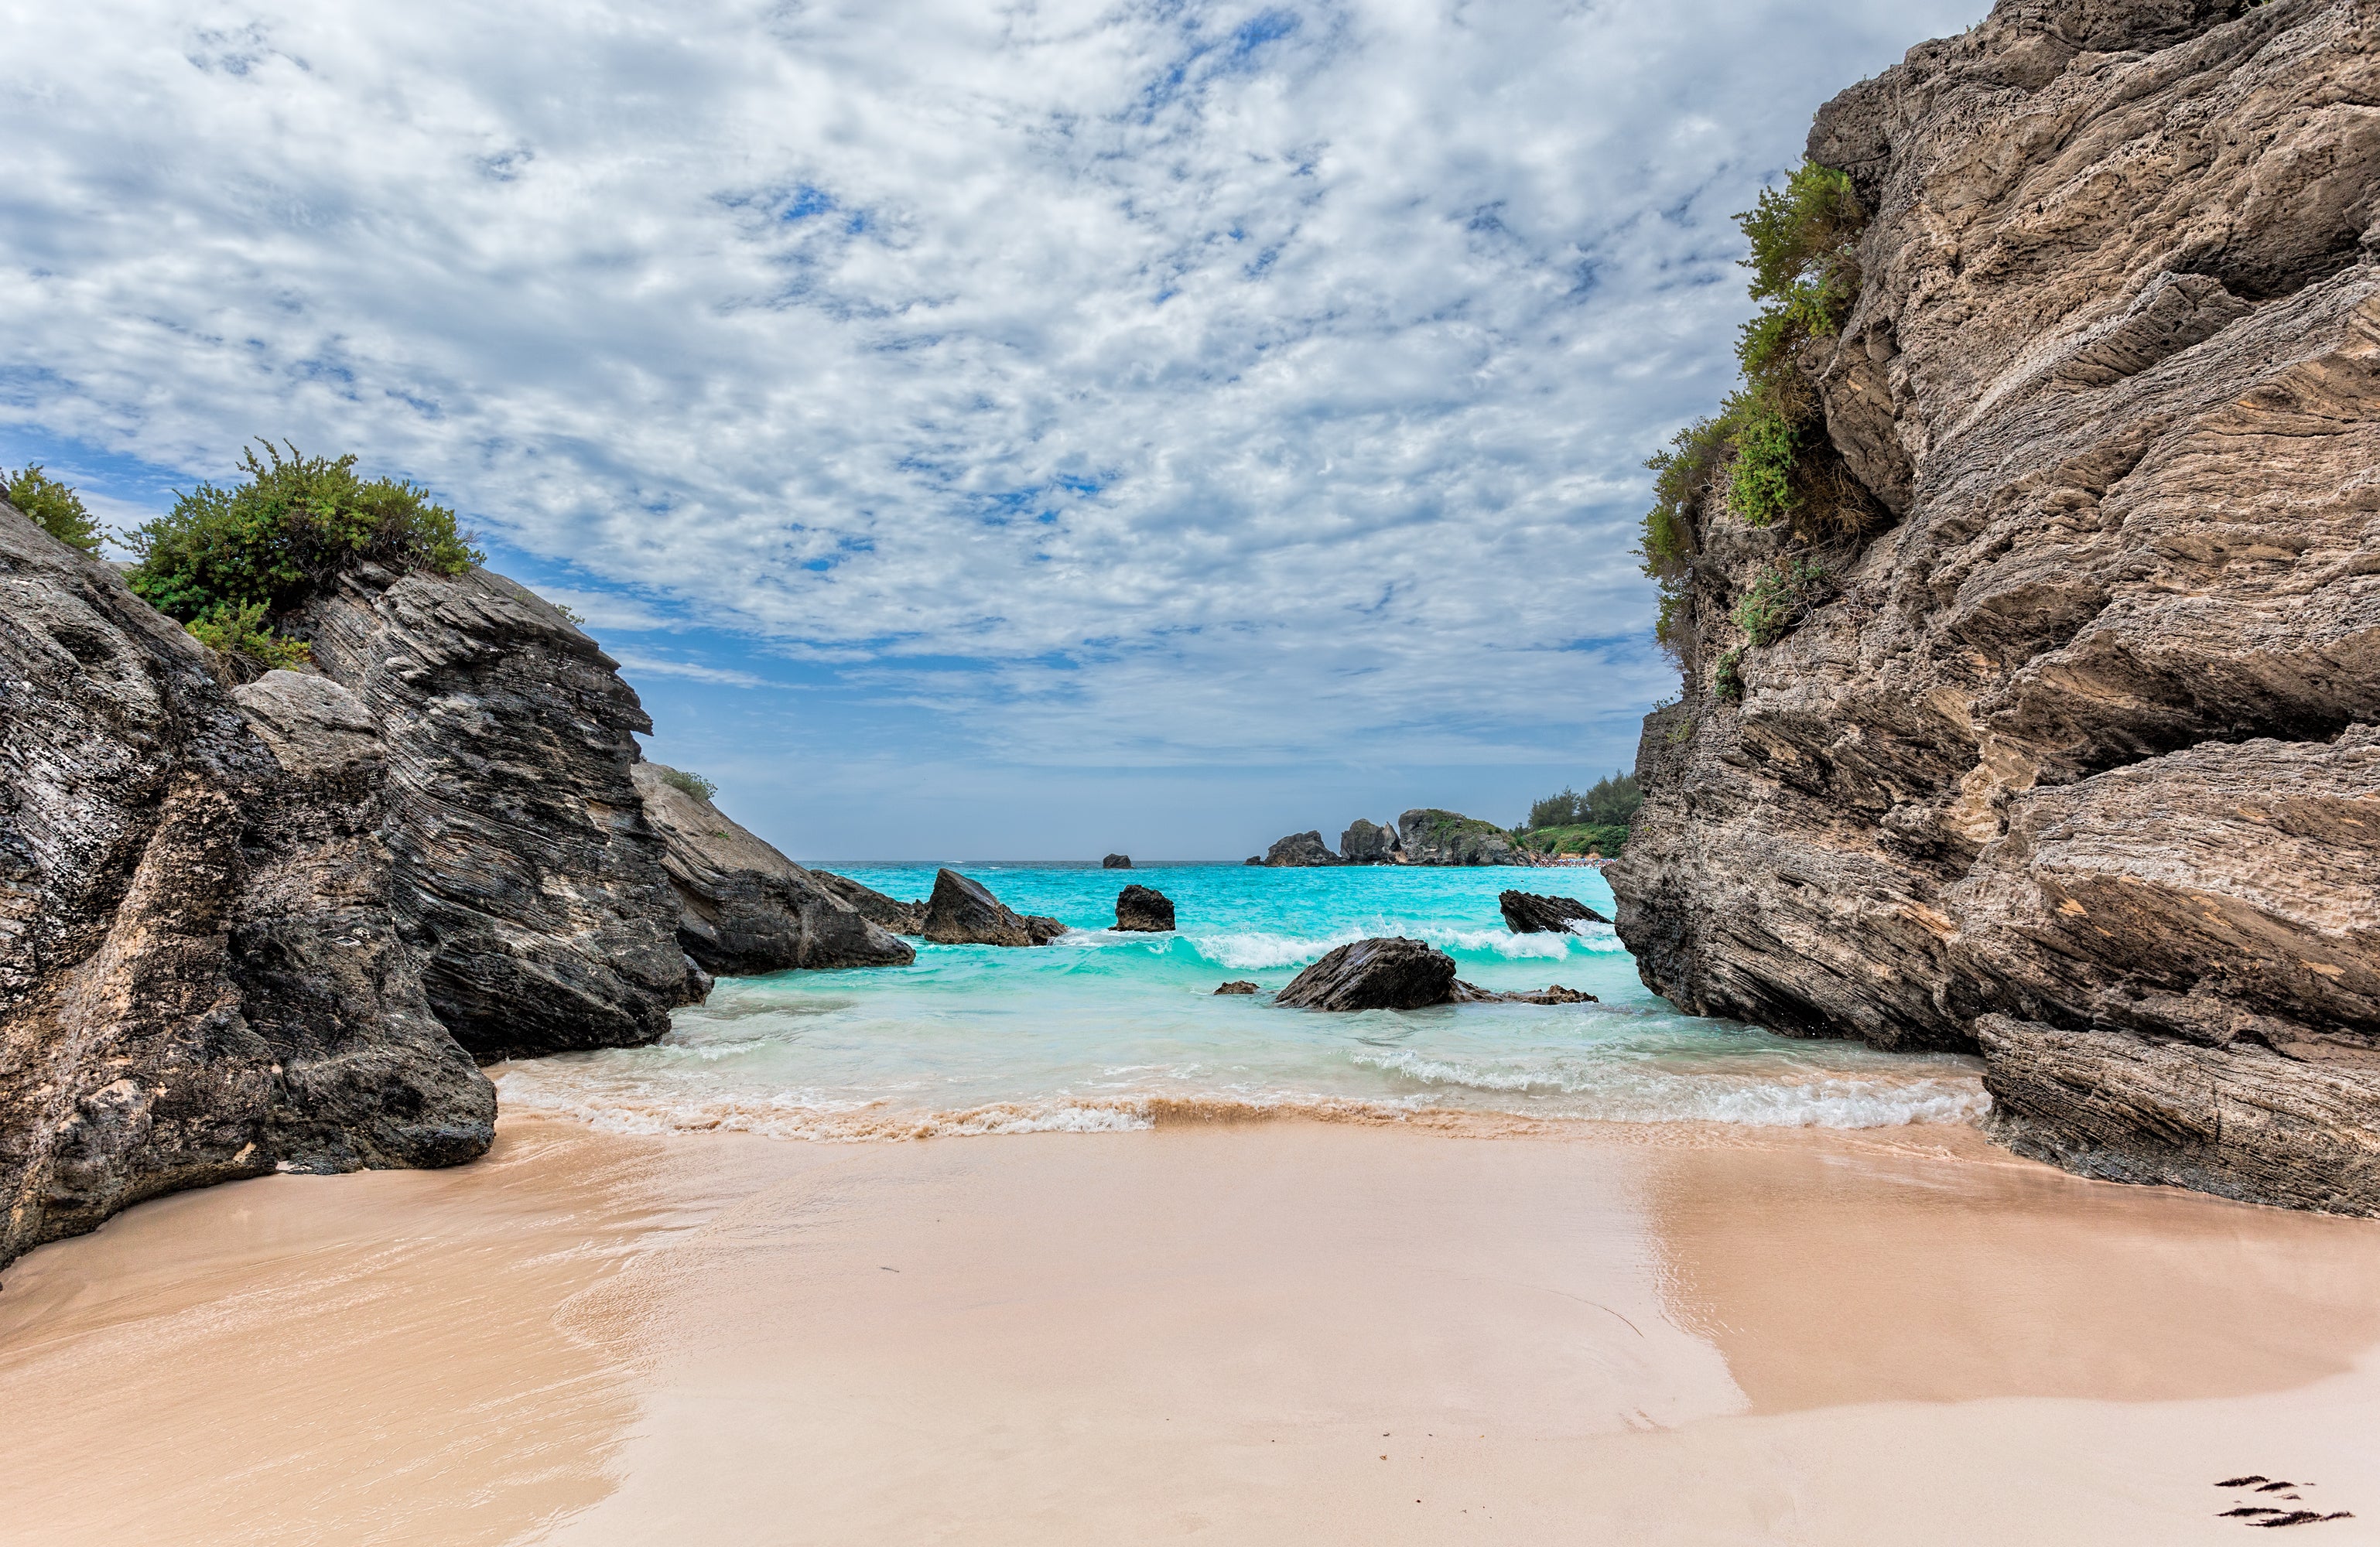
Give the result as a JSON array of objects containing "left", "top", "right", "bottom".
[{"left": 497, "top": 863, "right": 1989, "bottom": 1140}]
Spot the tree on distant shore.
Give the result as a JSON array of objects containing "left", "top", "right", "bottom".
[{"left": 1522, "top": 771, "right": 1640, "bottom": 831}]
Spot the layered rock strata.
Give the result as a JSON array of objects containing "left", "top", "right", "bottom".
[
  {"left": 1609, "top": 0, "right": 2380, "bottom": 1211},
  {"left": 0, "top": 509, "right": 492, "bottom": 1271},
  {"left": 1114, "top": 884, "right": 1175, "bottom": 932},
  {"left": 918, "top": 869, "right": 1065, "bottom": 947},
  {"left": 812, "top": 872, "right": 927, "bottom": 935},
  {"left": 631, "top": 763, "right": 914, "bottom": 975},
  {"left": 1499, "top": 892, "right": 1609, "bottom": 934},
  {"left": 290, "top": 565, "right": 704, "bottom": 1060}
]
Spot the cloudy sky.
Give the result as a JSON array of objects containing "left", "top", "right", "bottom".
[{"left": 0, "top": 0, "right": 1977, "bottom": 859}]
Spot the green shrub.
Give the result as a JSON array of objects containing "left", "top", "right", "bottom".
[
  {"left": 5, "top": 464, "right": 101, "bottom": 555},
  {"left": 1732, "top": 558, "right": 1834, "bottom": 647},
  {"left": 1521, "top": 773, "right": 1640, "bottom": 835},
  {"left": 128, "top": 442, "right": 479, "bottom": 671},
  {"left": 1725, "top": 394, "right": 1801, "bottom": 530},
  {"left": 187, "top": 599, "right": 313, "bottom": 671},
  {"left": 1712, "top": 647, "right": 1746, "bottom": 702},
  {"left": 660, "top": 768, "right": 718, "bottom": 803}
]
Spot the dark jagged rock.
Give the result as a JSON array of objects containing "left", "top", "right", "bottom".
[
  {"left": 1102, "top": 853, "right": 1133, "bottom": 869},
  {"left": 1450, "top": 981, "right": 1598, "bottom": 1005},
  {"left": 1397, "top": 809, "right": 1523, "bottom": 866},
  {"left": 1499, "top": 891, "right": 1609, "bottom": 934},
  {"left": 1214, "top": 981, "right": 1260, "bottom": 995},
  {"left": 919, "top": 868, "right": 1065, "bottom": 947},
  {"left": 1276, "top": 937, "right": 1456, "bottom": 1011},
  {"left": 812, "top": 871, "right": 926, "bottom": 935},
  {"left": 1609, "top": 0, "right": 2380, "bottom": 1212},
  {"left": 1339, "top": 818, "right": 1402, "bottom": 865},
  {"left": 631, "top": 763, "right": 914, "bottom": 975},
  {"left": 0, "top": 507, "right": 492, "bottom": 1272},
  {"left": 1114, "top": 883, "right": 1175, "bottom": 932},
  {"left": 1243, "top": 855, "right": 1262, "bottom": 866},
  {"left": 289, "top": 563, "right": 705, "bottom": 1061},
  {"left": 1263, "top": 830, "right": 1341, "bottom": 867}
]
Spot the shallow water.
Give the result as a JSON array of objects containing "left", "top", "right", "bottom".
[{"left": 497, "top": 862, "right": 1986, "bottom": 1139}]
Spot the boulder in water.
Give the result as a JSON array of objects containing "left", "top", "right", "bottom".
[
  {"left": 1102, "top": 852, "right": 1133, "bottom": 869},
  {"left": 1115, "top": 884, "right": 1175, "bottom": 932},
  {"left": 920, "top": 869, "right": 1065, "bottom": 946},
  {"left": 1451, "top": 981, "right": 1598, "bottom": 1004},
  {"left": 1263, "top": 830, "right": 1340, "bottom": 867},
  {"left": 1499, "top": 890, "right": 1609, "bottom": 934},
  {"left": 1214, "top": 981, "right": 1260, "bottom": 995},
  {"left": 1275, "top": 937, "right": 1456, "bottom": 1011}
]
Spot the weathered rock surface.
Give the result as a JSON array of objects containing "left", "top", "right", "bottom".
[
  {"left": 1275, "top": 937, "right": 1456, "bottom": 1011},
  {"left": 0, "top": 508, "right": 492, "bottom": 1271},
  {"left": 1449, "top": 981, "right": 1599, "bottom": 1005},
  {"left": 1397, "top": 809, "right": 1524, "bottom": 866},
  {"left": 1262, "top": 830, "right": 1341, "bottom": 867},
  {"left": 919, "top": 869, "right": 1066, "bottom": 947},
  {"left": 812, "top": 871, "right": 927, "bottom": 935},
  {"left": 1214, "top": 980, "right": 1260, "bottom": 995},
  {"left": 1114, "top": 884, "right": 1175, "bottom": 932},
  {"left": 289, "top": 565, "right": 704, "bottom": 1061},
  {"left": 1499, "top": 891, "right": 1609, "bottom": 934},
  {"left": 1102, "top": 853, "right": 1132, "bottom": 869},
  {"left": 1609, "top": 0, "right": 2380, "bottom": 1211},
  {"left": 631, "top": 763, "right": 914, "bottom": 975},
  {"left": 1339, "top": 818, "right": 1403, "bottom": 864}
]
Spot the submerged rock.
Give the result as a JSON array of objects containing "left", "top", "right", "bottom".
[
  {"left": 291, "top": 563, "right": 703, "bottom": 1061},
  {"left": 1499, "top": 891, "right": 1609, "bottom": 934},
  {"left": 812, "top": 871, "right": 926, "bottom": 935},
  {"left": 919, "top": 869, "right": 1065, "bottom": 947},
  {"left": 0, "top": 508, "right": 491, "bottom": 1272},
  {"left": 1114, "top": 883, "right": 1175, "bottom": 932},
  {"left": 1397, "top": 809, "right": 1523, "bottom": 866},
  {"left": 1213, "top": 981, "right": 1260, "bottom": 995},
  {"left": 1102, "top": 852, "right": 1133, "bottom": 869},
  {"left": 1339, "top": 818, "right": 1402, "bottom": 865},
  {"left": 631, "top": 763, "right": 914, "bottom": 975},
  {"left": 1263, "top": 830, "right": 1341, "bottom": 867},
  {"left": 1275, "top": 937, "right": 1456, "bottom": 1011},
  {"left": 1609, "top": 0, "right": 2380, "bottom": 1212},
  {"left": 1450, "top": 981, "right": 1598, "bottom": 1005}
]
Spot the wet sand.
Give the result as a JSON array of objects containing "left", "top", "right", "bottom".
[{"left": 4, "top": 1116, "right": 2378, "bottom": 1544}]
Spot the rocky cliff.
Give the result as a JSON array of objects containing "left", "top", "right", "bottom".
[
  {"left": 1609, "top": 0, "right": 2380, "bottom": 1212},
  {"left": 0, "top": 507, "right": 493, "bottom": 1271}
]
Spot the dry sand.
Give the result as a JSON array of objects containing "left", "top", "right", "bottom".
[{"left": 4, "top": 1115, "right": 2378, "bottom": 1545}]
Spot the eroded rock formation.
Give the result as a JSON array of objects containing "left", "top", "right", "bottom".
[
  {"left": 1339, "top": 819, "right": 1403, "bottom": 864},
  {"left": 0, "top": 509, "right": 492, "bottom": 1271},
  {"left": 1114, "top": 884, "right": 1175, "bottom": 932},
  {"left": 1102, "top": 853, "right": 1132, "bottom": 869},
  {"left": 1397, "top": 809, "right": 1524, "bottom": 866},
  {"left": 1609, "top": 0, "right": 2380, "bottom": 1212},
  {"left": 812, "top": 871, "right": 927, "bottom": 935},
  {"left": 918, "top": 869, "right": 1066, "bottom": 947},
  {"left": 1262, "top": 830, "right": 1341, "bottom": 867},
  {"left": 1276, "top": 937, "right": 1456, "bottom": 1010},
  {"left": 631, "top": 763, "right": 915, "bottom": 975},
  {"left": 1499, "top": 891, "right": 1609, "bottom": 934}
]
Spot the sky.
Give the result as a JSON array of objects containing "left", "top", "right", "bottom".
[{"left": 0, "top": 0, "right": 1981, "bottom": 860}]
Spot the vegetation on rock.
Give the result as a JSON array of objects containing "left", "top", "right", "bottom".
[
  {"left": 659, "top": 767, "right": 719, "bottom": 802},
  {"left": 1732, "top": 558, "right": 1834, "bottom": 647},
  {"left": 4, "top": 464, "right": 103, "bottom": 555}
]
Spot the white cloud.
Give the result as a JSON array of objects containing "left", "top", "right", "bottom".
[
  {"left": 0, "top": 0, "right": 1982, "bottom": 843},
  {"left": 609, "top": 653, "right": 772, "bottom": 688}
]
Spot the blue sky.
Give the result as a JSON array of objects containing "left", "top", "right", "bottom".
[{"left": 0, "top": 0, "right": 1980, "bottom": 859}]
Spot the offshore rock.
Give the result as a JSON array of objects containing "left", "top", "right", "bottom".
[
  {"left": 919, "top": 868, "right": 1066, "bottom": 947},
  {"left": 1397, "top": 809, "right": 1524, "bottom": 866},
  {"left": 1499, "top": 891, "right": 1609, "bottom": 934},
  {"left": 1609, "top": 0, "right": 2380, "bottom": 1211},
  {"left": 812, "top": 871, "right": 927, "bottom": 935},
  {"left": 1276, "top": 937, "right": 1456, "bottom": 1011},
  {"left": 1214, "top": 981, "right": 1260, "bottom": 995},
  {"left": 1102, "top": 853, "right": 1133, "bottom": 869},
  {"left": 1263, "top": 830, "right": 1341, "bottom": 867},
  {"left": 1114, "top": 883, "right": 1175, "bottom": 932},
  {"left": 0, "top": 508, "right": 491, "bottom": 1272},
  {"left": 1450, "top": 981, "right": 1599, "bottom": 1005},
  {"left": 1339, "top": 818, "right": 1402, "bottom": 865},
  {"left": 290, "top": 564, "right": 704, "bottom": 1061},
  {"left": 631, "top": 763, "right": 914, "bottom": 975}
]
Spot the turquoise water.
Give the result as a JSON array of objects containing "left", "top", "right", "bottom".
[{"left": 496, "top": 863, "right": 1988, "bottom": 1139}]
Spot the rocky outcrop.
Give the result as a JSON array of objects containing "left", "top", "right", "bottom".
[
  {"left": 1276, "top": 937, "right": 1457, "bottom": 1010},
  {"left": 289, "top": 565, "right": 704, "bottom": 1061},
  {"left": 1102, "top": 853, "right": 1132, "bottom": 869},
  {"left": 918, "top": 869, "right": 1066, "bottom": 947},
  {"left": 812, "top": 871, "right": 927, "bottom": 935},
  {"left": 1214, "top": 980, "right": 1260, "bottom": 995},
  {"left": 1397, "top": 810, "right": 1524, "bottom": 866},
  {"left": 1449, "top": 981, "right": 1598, "bottom": 1005},
  {"left": 1339, "top": 818, "right": 1403, "bottom": 864},
  {"left": 1, "top": 508, "right": 492, "bottom": 1272},
  {"left": 1499, "top": 891, "right": 1609, "bottom": 934},
  {"left": 631, "top": 763, "right": 914, "bottom": 975},
  {"left": 1609, "top": 0, "right": 2380, "bottom": 1211},
  {"left": 1114, "top": 884, "right": 1175, "bottom": 932},
  {"left": 1262, "top": 830, "right": 1341, "bottom": 867}
]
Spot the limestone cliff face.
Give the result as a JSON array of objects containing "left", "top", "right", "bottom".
[
  {"left": 0, "top": 508, "right": 493, "bottom": 1271},
  {"left": 1609, "top": 0, "right": 2380, "bottom": 1211},
  {"left": 291, "top": 565, "right": 706, "bottom": 1061}
]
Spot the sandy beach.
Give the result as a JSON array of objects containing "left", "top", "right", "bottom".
[{"left": 5, "top": 1115, "right": 2378, "bottom": 1545}]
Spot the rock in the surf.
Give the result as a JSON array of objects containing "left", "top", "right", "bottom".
[
  {"left": 920, "top": 868, "right": 1065, "bottom": 947},
  {"left": 1102, "top": 852, "right": 1133, "bottom": 869},
  {"left": 1115, "top": 884, "right": 1175, "bottom": 932},
  {"left": 1499, "top": 890, "right": 1609, "bottom": 934},
  {"left": 811, "top": 871, "right": 927, "bottom": 935},
  {"left": 1339, "top": 818, "right": 1402, "bottom": 865},
  {"left": 631, "top": 762, "right": 915, "bottom": 975},
  {"left": 1214, "top": 980, "right": 1260, "bottom": 995},
  {"left": 1263, "top": 830, "right": 1341, "bottom": 867},
  {"left": 1275, "top": 937, "right": 1457, "bottom": 1011},
  {"left": 1451, "top": 981, "right": 1598, "bottom": 1004}
]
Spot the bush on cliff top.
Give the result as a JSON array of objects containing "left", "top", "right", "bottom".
[
  {"left": 659, "top": 768, "right": 718, "bottom": 803},
  {"left": 5, "top": 464, "right": 102, "bottom": 555},
  {"left": 128, "top": 442, "right": 480, "bottom": 670}
]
